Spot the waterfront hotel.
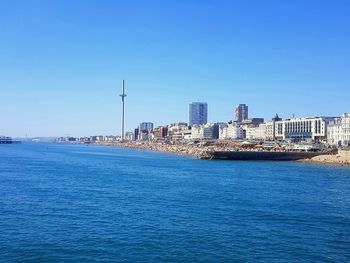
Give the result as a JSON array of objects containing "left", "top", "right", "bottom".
[{"left": 274, "top": 117, "right": 336, "bottom": 142}]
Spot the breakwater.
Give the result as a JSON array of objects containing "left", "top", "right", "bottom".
[
  {"left": 198, "top": 150, "right": 328, "bottom": 161},
  {"left": 94, "top": 141, "right": 341, "bottom": 163},
  {"left": 95, "top": 141, "right": 208, "bottom": 157}
]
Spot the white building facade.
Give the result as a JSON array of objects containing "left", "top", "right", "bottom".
[
  {"left": 265, "top": 122, "right": 274, "bottom": 140},
  {"left": 191, "top": 123, "right": 218, "bottom": 140},
  {"left": 327, "top": 113, "right": 350, "bottom": 146},
  {"left": 245, "top": 123, "right": 267, "bottom": 140},
  {"left": 219, "top": 124, "right": 244, "bottom": 140},
  {"left": 342, "top": 113, "right": 350, "bottom": 145},
  {"left": 168, "top": 122, "right": 189, "bottom": 141},
  {"left": 275, "top": 117, "right": 335, "bottom": 142}
]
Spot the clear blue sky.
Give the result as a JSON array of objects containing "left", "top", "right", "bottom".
[{"left": 1, "top": 0, "right": 349, "bottom": 137}]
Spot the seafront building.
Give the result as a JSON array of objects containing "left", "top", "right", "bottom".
[
  {"left": 134, "top": 128, "right": 139, "bottom": 141},
  {"left": 245, "top": 123, "right": 267, "bottom": 140},
  {"left": 240, "top": 118, "right": 264, "bottom": 139},
  {"left": 241, "top": 118, "right": 264, "bottom": 127},
  {"left": 152, "top": 126, "right": 168, "bottom": 140},
  {"left": 327, "top": 113, "right": 350, "bottom": 146},
  {"left": 138, "top": 122, "right": 154, "bottom": 140},
  {"left": 125, "top": 132, "right": 134, "bottom": 141},
  {"left": 138, "top": 131, "right": 150, "bottom": 141},
  {"left": 57, "top": 98, "right": 347, "bottom": 147},
  {"left": 234, "top": 104, "right": 248, "bottom": 123},
  {"left": 243, "top": 114, "right": 281, "bottom": 141},
  {"left": 265, "top": 114, "right": 282, "bottom": 140},
  {"left": 191, "top": 123, "right": 219, "bottom": 140},
  {"left": 170, "top": 129, "right": 192, "bottom": 141},
  {"left": 342, "top": 113, "right": 350, "bottom": 144},
  {"left": 104, "top": 135, "right": 118, "bottom": 141},
  {"left": 189, "top": 102, "right": 208, "bottom": 126},
  {"left": 139, "top": 122, "right": 154, "bottom": 132},
  {"left": 95, "top": 135, "right": 105, "bottom": 141},
  {"left": 168, "top": 122, "right": 188, "bottom": 133},
  {"left": 327, "top": 118, "right": 342, "bottom": 146},
  {"left": 168, "top": 122, "right": 189, "bottom": 141},
  {"left": 219, "top": 123, "right": 244, "bottom": 140},
  {"left": 274, "top": 117, "right": 336, "bottom": 142},
  {"left": 128, "top": 114, "right": 346, "bottom": 144}
]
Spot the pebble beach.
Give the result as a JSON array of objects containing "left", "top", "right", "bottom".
[{"left": 94, "top": 141, "right": 350, "bottom": 166}]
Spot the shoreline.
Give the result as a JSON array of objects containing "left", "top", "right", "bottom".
[
  {"left": 93, "top": 141, "right": 205, "bottom": 157},
  {"left": 297, "top": 154, "right": 350, "bottom": 167},
  {"left": 92, "top": 141, "right": 350, "bottom": 166}
]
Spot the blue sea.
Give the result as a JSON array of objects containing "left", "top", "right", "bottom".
[{"left": 0, "top": 142, "right": 349, "bottom": 262}]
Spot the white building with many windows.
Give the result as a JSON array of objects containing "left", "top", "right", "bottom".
[
  {"left": 341, "top": 113, "right": 350, "bottom": 145},
  {"left": 327, "top": 113, "right": 350, "bottom": 146},
  {"left": 191, "top": 123, "right": 219, "bottom": 140},
  {"left": 245, "top": 123, "right": 267, "bottom": 140},
  {"left": 327, "top": 118, "right": 342, "bottom": 146},
  {"left": 219, "top": 124, "right": 244, "bottom": 140},
  {"left": 265, "top": 121, "right": 276, "bottom": 140},
  {"left": 275, "top": 117, "right": 335, "bottom": 142}
]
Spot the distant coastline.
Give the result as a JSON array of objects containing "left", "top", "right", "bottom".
[{"left": 0, "top": 136, "right": 21, "bottom": 144}]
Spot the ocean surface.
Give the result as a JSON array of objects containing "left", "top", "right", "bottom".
[{"left": 0, "top": 142, "right": 350, "bottom": 262}]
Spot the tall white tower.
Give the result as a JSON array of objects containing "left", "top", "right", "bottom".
[{"left": 119, "top": 80, "right": 127, "bottom": 141}]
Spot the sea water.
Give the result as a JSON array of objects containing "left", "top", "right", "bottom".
[{"left": 0, "top": 142, "right": 349, "bottom": 262}]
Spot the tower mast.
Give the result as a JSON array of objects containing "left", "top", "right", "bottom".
[{"left": 119, "top": 80, "right": 126, "bottom": 141}]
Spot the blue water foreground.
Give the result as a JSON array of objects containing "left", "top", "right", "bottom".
[{"left": 0, "top": 142, "right": 349, "bottom": 262}]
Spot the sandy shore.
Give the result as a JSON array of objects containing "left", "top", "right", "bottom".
[{"left": 298, "top": 154, "right": 350, "bottom": 166}]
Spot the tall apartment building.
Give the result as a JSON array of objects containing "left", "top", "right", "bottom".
[
  {"left": 134, "top": 128, "right": 139, "bottom": 141},
  {"left": 234, "top": 104, "right": 248, "bottom": 123},
  {"left": 139, "top": 122, "right": 154, "bottom": 132},
  {"left": 189, "top": 102, "right": 208, "bottom": 126},
  {"left": 137, "top": 122, "right": 154, "bottom": 141}
]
